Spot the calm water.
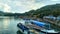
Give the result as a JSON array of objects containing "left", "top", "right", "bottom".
[
  {"left": 0, "top": 16, "right": 25, "bottom": 34},
  {"left": 0, "top": 16, "right": 60, "bottom": 34}
]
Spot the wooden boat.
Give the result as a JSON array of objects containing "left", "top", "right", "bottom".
[
  {"left": 41, "top": 29, "right": 59, "bottom": 34},
  {"left": 30, "top": 20, "right": 60, "bottom": 34},
  {"left": 17, "top": 23, "right": 29, "bottom": 31},
  {"left": 17, "top": 23, "right": 30, "bottom": 34},
  {"left": 17, "top": 20, "right": 60, "bottom": 34}
]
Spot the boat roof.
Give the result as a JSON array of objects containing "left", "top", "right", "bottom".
[{"left": 30, "top": 20, "right": 46, "bottom": 27}]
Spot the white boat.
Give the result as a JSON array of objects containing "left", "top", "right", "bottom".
[
  {"left": 30, "top": 20, "right": 60, "bottom": 34},
  {"left": 41, "top": 29, "right": 59, "bottom": 34}
]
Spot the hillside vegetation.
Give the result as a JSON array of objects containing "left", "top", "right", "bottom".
[{"left": 23, "top": 4, "right": 60, "bottom": 18}]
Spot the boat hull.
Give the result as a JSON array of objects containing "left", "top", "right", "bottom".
[{"left": 17, "top": 23, "right": 29, "bottom": 32}]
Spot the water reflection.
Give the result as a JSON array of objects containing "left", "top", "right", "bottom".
[
  {"left": 17, "top": 30, "right": 23, "bottom": 34},
  {"left": 0, "top": 17, "right": 24, "bottom": 34},
  {"left": 3, "top": 18, "right": 10, "bottom": 30}
]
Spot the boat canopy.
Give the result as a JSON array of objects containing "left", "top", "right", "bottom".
[{"left": 30, "top": 20, "right": 46, "bottom": 27}]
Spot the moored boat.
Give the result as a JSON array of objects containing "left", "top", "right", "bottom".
[
  {"left": 41, "top": 29, "right": 59, "bottom": 34},
  {"left": 30, "top": 20, "right": 60, "bottom": 34},
  {"left": 17, "top": 23, "right": 29, "bottom": 31},
  {"left": 17, "top": 20, "right": 60, "bottom": 34},
  {"left": 17, "top": 23, "right": 30, "bottom": 34}
]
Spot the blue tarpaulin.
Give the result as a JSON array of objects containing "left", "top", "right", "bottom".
[{"left": 30, "top": 20, "right": 46, "bottom": 27}]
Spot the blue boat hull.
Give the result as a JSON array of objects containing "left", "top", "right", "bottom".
[{"left": 17, "top": 23, "right": 29, "bottom": 32}]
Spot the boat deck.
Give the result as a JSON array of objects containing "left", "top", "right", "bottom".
[{"left": 25, "top": 24, "right": 45, "bottom": 31}]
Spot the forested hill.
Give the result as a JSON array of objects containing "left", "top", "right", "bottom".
[{"left": 23, "top": 4, "right": 60, "bottom": 18}]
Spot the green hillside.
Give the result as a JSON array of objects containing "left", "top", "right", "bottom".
[{"left": 23, "top": 4, "right": 60, "bottom": 18}]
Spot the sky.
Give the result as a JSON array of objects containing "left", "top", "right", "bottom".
[{"left": 0, "top": 0, "right": 60, "bottom": 13}]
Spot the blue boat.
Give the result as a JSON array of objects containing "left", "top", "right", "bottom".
[
  {"left": 30, "top": 20, "right": 46, "bottom": 27},
  {"left": 17, "top": 20, "right": 60, "bottom": 34},
  {"left": 17, "top": 23, "right": 29, "bottom": 32},
  {"left": 30, "top": 20, "right": 60, "bottom": 34}
]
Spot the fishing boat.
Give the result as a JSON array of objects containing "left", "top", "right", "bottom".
[
  {"left": 17, "top": 23, "right": 30, "bottom": 34},
  {"left": 17, "top": 23, "right": 29, "bottom": 31},
  {"left": 17, "top": 20, "right": 60, "bottom": 34},
  {"left": 41, "top": 29, "right": 59, "bottom": 34},
  {"left": 30, "top": 20, "right": 60, "bottom": 34}
]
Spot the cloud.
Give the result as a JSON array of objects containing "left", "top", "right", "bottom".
[
  {"left": 50, "top": 0, "right": 59, "bottom": 1},
  {"left": 0, "top": 3, "right": 4, "bottom": 11},
  {"left": 0, "top": 0, "right": 45, "bottom": 13},
  {"left": 13, "top": 0, "right": 45, "bottom": 13},
  {"left": 0, "top": 0, "right": 60, "bottom": 13},
  {"left": 4, "top": 4, "right": 11, "bottom": 12},
  {"left": 0, "top": 3, "right": 11, "bottom": 12}
]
